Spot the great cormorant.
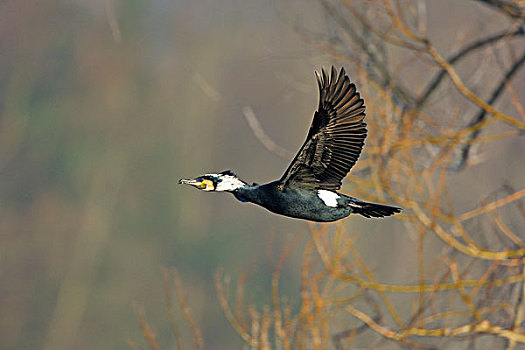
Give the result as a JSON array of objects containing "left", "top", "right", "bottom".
[{"left": 179, "top": 67, "right": 401, "bottom": 222}]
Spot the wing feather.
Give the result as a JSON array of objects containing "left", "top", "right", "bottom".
[{"left": 279, "top": 67, "right": 367, "bottom": 190}]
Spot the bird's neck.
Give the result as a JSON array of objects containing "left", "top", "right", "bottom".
[
  {"left": 232, "top": 182, "right": 261, "bottom": 203},
  {"left": 233, "top": 181, "right": 258, "bottom": 194}
]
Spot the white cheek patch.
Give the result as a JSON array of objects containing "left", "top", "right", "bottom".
[
  {"left": 317, "top": 190, "right": 339, "bottom": 207},
  {"left": 206, "top": 174, "right": 245, "bottom": 191}
]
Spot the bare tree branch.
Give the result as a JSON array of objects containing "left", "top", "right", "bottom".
[
  {"left": 416, "top": 26, "right": 525, "bottom": 109},
  {"left": 457, "top": 49, "right": 525, "bottom": 170},
  {"left": 474, "top": 0, "right": 525, "bottom": 19},
  {"left": 242, "top": 106, "right": 293, "bottom": 160}
]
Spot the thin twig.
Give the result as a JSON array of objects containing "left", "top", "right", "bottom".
[
  {"left": 133, "top": 303, "right": 159, "bottom": 350},
  {"left": 457, "top": 49, "right": 525, "bottom": 169},
  {"left": 172, "top": 270, "right": 204, "bottom": 350},
  {"left": 426, "top": 44, "right": 524, "bottom": 129},
  {"left": 105, "top": 0, "right": 122, "bottom": 43},
  {"left": 459, "top": 188, "right": 525, "bottom": 222},
  {"left": 163, "top": 269, "right": 184, "bottom": 350},
  {"left": 346, "top": 305, "right": 525, "bottom": 343},
  {"left": 242, "top": 106, "right": 293, "bottom": 159},
  {"left": 506, "top": 261, "right": 525, "bottom": 350},
  {"left": 416, "top": 26, "right": 525, "bottom": 108},
  {"left": 475, "top": 0, "right": 525, "bottom": 19}
]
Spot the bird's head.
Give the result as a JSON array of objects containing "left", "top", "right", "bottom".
[{"left": 179, "top": 170, "right": 246, "bottom": 192}]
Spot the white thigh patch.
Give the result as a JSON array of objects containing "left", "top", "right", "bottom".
[{"left": 317, "top": 190, "right": 340, "bottom": 207}]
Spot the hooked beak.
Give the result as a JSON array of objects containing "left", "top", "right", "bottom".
[{"left": 179, "top": 178, "right": 206, "bottom": 189}]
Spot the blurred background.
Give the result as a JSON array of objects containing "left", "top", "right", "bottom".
[{"left": 1, "top": 0, "right": 524, "bottom": 349}]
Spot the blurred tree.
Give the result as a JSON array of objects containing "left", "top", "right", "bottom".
[
  {"left": 134, "top": 0, "right": 525, "bottom": 349},
  {"left": 2, "top": 0, "right": 524, "bottom": 349}
]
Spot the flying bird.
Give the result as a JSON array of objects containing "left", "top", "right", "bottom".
[{"left": 179, "top": 67, "right": 401, "bottom": 222}]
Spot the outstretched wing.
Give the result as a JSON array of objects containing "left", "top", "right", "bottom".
[{"left": 279, "top": 66, "right": 367, "bottom": 191}]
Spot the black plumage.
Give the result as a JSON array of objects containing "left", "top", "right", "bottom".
[
  {"left": 279, "top": 66, "right": 367, "bottom": 191},
  {"left": 179, "top": 67, "right": 401, "bottom": 222}
]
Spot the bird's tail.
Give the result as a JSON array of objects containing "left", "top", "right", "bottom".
[{"left": 349, "top": 200, "right": 401, "bottom": 218}]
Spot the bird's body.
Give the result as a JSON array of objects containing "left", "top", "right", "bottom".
[
  {"left": 234, "top": 182, "right": 395, "bottom": 222},
  {"left": 235, "top": 181, "right": 351, "bottom": 222},
  {"left": 180, "top": 67, "right": 401, "bottom": 222}
]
